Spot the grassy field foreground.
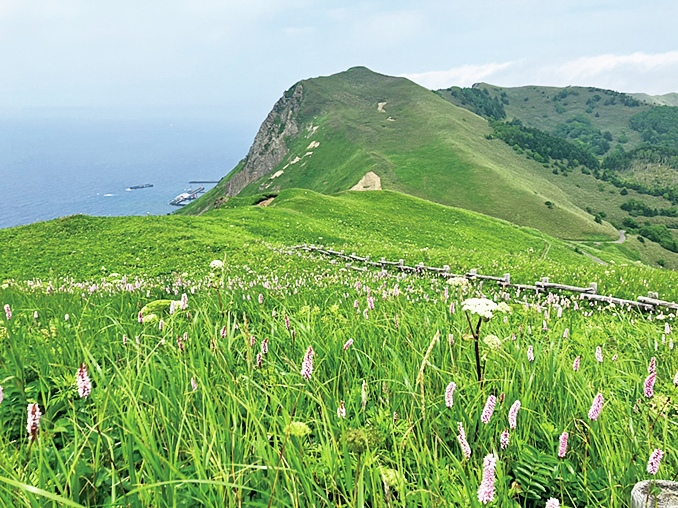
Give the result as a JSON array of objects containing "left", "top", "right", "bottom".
[{"left": 0, "top": 190, "right": 677, "bottom": 507}]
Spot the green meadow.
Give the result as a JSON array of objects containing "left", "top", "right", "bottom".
[{"left": 1, "top": 190, "right": 678, "bottom": 506}]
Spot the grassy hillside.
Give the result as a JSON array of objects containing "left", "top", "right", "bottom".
[
  {"left": 437, "top": 83, "right": 651, "bottom": 151},
  {"left": 180, "top": 67, "right": 615, "bottom": 241},
  {"left": 2, "top": 191, "right": 678, "bottom": 507}
]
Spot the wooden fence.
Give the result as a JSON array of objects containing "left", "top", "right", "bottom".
[{"left": 281, "top": 244, "right": 678, "bottom": 313}]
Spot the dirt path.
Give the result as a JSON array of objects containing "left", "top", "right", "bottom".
[
  {"left": 582, "top": 251, "right": 608, "bottom": 266},
  {"left": 613, "top": 229, "right": 626, "bottom": 244}
]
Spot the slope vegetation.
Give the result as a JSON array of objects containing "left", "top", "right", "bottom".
[{"left": 180, "top": 67, "right": 614, "bottom": 241}]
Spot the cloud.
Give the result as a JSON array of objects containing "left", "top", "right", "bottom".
[
  {"left": 402, "top": 62, "right": 516, "bottom": 89},
  {"left": 402, "top": 51, "right": 678, "bottom": 94}
]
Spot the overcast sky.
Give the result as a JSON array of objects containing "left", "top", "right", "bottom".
[{"left": 2, "top": 0, "right": 677, "bottom": 125}]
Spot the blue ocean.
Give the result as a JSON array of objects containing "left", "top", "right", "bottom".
[{"left": 0, "top": 109, "right": 255, "bottom": 230}]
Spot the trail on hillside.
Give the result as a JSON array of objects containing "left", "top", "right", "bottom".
[{"left": 614, "top": 230, "right": 626, "bottom": 244}]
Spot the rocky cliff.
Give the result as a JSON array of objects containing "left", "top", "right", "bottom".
[{"left": 220, "top": 83, "right": 303, "bottom": 197}]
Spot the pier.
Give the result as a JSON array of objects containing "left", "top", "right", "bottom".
[{"left": 169, "top": 185, "right": 206, "bottom": 206}]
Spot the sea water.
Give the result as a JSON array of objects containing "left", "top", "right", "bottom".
[{"left": 0, "top": 109, "right": 254, "bottom": 230}]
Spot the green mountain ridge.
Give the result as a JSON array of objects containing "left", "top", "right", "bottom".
[{"left": 180, "top": 67, "right": 614, "bottom": 241}]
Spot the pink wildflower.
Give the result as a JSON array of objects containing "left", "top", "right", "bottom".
[
  {"left": 500, "top": 429, "right": 510, "bottom": 450},
  {"left": 644, "top": 372, "right": 657, "bottom": 398},
  {"left": 449, "top": 302, "right": 455, "bottom": 314},
  {"left": 573, "top": 356, "right": 581, "bottom": 371},
  {"left": 481, "top": 395, "right": 496, "bottom": 424},
  {"left": 27, "top": 403, "right": 41, "bottom": 441},
  {"left": 159, "top": 319, "right": 164, "bottom": 331},
  {"left": 363, "top": 308, "right": 369, "bottom": 320},
  {"left": 545, "top": 499, "right": 560, "bottom": 508},
  {"left": 595, "top": 346, "right": 603, "bottom": 363},
  {"left": 256, "top": 352, "right": 263, "bottom": 368},
  {"left": 0, "top": 385, "right": 3, "bottom": 404},
  {"left": 3, "top": 304, "right": 10, "bottom": 320},
  {"left": 449, "top": 333, "right": 454, "bottom": 345},
  {"left": 445, "top": 382, "right": 457, "bottom": 408},
  {"left": 191, "top": 377, "right": 198, "bottom": 391},
  {"left": 220, "top": 326, "right": 228, "bottom": 338},
  {"left": 261, "top": 337, "right": 269, "bottom": 355},
  {"left": 138, "top": 311, "right": 144, "bottom": 324},
  {"left": 122, "top": 334, "right": 128, "bottom": 346},
  {"left": 647, "top": 448, "right": 664, "bottom": 475},
  {"left": 250, "top": 334, "right": 256, "bottom": 347},
  {"left": 612, "top": 354, "right": 618, "bottom": 361},
  {"left": 666, "top": 322, "right": 671, "bottom": 335},
  {"left": 563, "top": 328, "right": 569, "bottom": 338},
  {"left": 558, "top": 431, "right": 568, "bottom": 458},
  {"left": 337, "top": 400, "right": 346, "bottom": 419},
  {"left": 177, "top": 334, "right": 184, "bottom": 352},
  {"left": 527, "top": 345, "right": 534, "bottom": 362},
  {"left": 180, "top": 293, "right": 188, "bottom": 310},
  {"left": 354, "top": 299, "right": 359, "bottom": 309},
  {"left": 477, "top": 453, "right": 497, "bottom": 504},
  {"left": 588, "top": 393, "right": 604, "bottom": 421},
  {"left": 285, "top": 315, "right": 290, "bottom": 330},
  {"left": 508, "top": 400, "right": 521, "bottom": 429},
  {"left": 343, "top": 339, "right": 354, "bottom": 351},
  {"left": 457, "top": 422, "right": 471, "bottom": 459},
  {"left": 301, "top": 346, "right": 314, "bottom": 380},
  {"left": 76, "top": 364, "right": 92, "bottom": 398},
  {"left": 648, "top": 356, "right": 657, "bottom": 374},
  {"left": 258, "top": 293, "right": 263, "bottom": 304}
]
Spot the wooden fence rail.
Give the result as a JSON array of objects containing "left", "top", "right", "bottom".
[{"left": 285, "top": 244, "right": 673, "bottom": 313}]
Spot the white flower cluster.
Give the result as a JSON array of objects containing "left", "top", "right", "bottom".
[
  {"left": 447, "top": 277, "right": 469, "bottom": 288},
  {"left": 210, "top": 259, "right": 224, "bottom": 269},
  {"left": 462, "top": 299, "right": 511, "bottom": 320}
]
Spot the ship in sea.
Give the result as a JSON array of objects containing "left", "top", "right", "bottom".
[{"left": 127, "top": 183, "right": 153, "bottom": 190}]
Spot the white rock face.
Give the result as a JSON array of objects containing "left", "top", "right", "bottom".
[{"left": 350, "top": 171, "right": 382, "bottom": 191}]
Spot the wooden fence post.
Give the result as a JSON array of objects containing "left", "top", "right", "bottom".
[{"left": 631, "top": 480, "right": 678, "bottom": 507}]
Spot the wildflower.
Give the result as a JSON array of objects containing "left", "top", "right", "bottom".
[
  {"left": 462, "top": 298, "right": 499, "bottom": 320},
  {"left": 666, "top": 322, "right": 671, "bottom": 335},
  {"left": 361, "top": 380, "right": 368, "bottom": 410},
  {"left": 563, "top": 328, "right": 569, "bottom": 339},
  {"left": 481, "top": 395, "right": 496, "bottom": 424},
  {"left": 258, "top": 293, "right": 263, "bottom": 304},
  {"left": 180, "top": 293, "right": 188, "bottom": 311},
  {"left": 191, "top": 377, "right": 198, "bottom": 391},
  {"left": 477, "top": 453, "right": 497, "bottom": 504},
  {"left": 301, "top": 346, "right": 314, "bottom": 380},
  {"left": 169, "top": 300, "right": 178, "bottom": 314},
  {"left": 138, "top": 311, "right": 144, "bottom": 324},
  {"left": 354, "top": 299, "right": 359, "bottom": 309},
  {"left": 647, "top": 448, "right": 664, "bottom": 475},
  {"left": 445, "top": 382, "right": 457, "bottom": 409},
  {"left": 644, "top": 372, "right": 657, "bottom": 398},
  {"left": 284, "top": 314, "right": 291, "bottom": 330},
  {"left": 122, "top": 334, "right": 127, "bottom": 346},
  {"left": 136, "top": 335, "right": 140, "bottom": 346},
  {"left": 449, "top": 302, "right": 455, "bottom": 314},
  {"left": 363, "top": 308, "right": 369, "bottom": 320},
  {"left": 33, "top": 311, "right": 38, "bottom": 319},
  {"left": 0, "top": 385, "right": 3, "bottom": 404},
  {"left": 558, "top": 431, "right": 568, "bottom": 458},
  {"left": 343, "top": 338, "right": 354, "bottom": 351},
  {"left": 65, "top": 314, "right": 69, "bottom": 321},
  {"left": 367, "top": 296, "right": 374, "bottom": 310},
  {"left": 27, "top": 403, "right": 41, "bottom": 441},
  {"left": 612, "top": 354, "right": 618, "bottom": 361},
  {"left": 158, "top": 318, "right": 164, "bottom": 331},
  {"left": 500, "top": 429, "right": 510, "bottom": 450},
  {"left": 484, "top": 335, "right": 502, "bottom": 351},
  {"left": 250, "top": 334, "right": 256, "bottom": 347},
  {"left": 256, "top": 352, "right": 263, "bottom": 368},
  {"left": 508, "top": 400, "right": 521, "bottom": 429},
  {"left": 648, "top": 356, "right": 657, "bottom": 374},
  {"left": 220, "top": 326, "right": 227, "bottom": 338},
  {"left": 457, "top": 422, "right": 472, "bottom": 459},
  {"left": 595, "top": 346, "right": 603, "bottom": 363},
  {"left": 449, "top": 333, "right": 454, "bottom": 345},
  {"left": 337, "top": 400, "right": 346, "bottom": 419},
  {"left": 527, "top": 345, "right": 534, "bottom": 362},
  {"left": 209, "top": 259, "right": 224, "bottom": 269},
  {"left": 261, "top": 337, "right": 269, "bottom": 355},
  {"left": 573, "top": 356, "right": 581, "bottom": 371},
  {"left": 3, "top": 304, "right": 10, "bottom": 320},
  {"left": 76, "top": 364, "right": 92, "bottom": 398},
  {"left": 545, "top": 499, "right": 560, "bottom": 508},
  {"left": 177, "top": 334, "right": 184, "bottom": 352},
  {"left": 285, "top": 421, "right": 311, "bottom": 438},
  {"left": 588, "top": 393, "right": 604, "bottom": 421}
]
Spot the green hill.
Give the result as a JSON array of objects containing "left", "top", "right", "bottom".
[{"left": 179, "top": 67, "right": 614, "bottom": 241}]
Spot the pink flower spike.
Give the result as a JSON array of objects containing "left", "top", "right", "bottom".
[
  {"left": 337, "top": 400, "right": 346, "bottom": 419},
  {"left": 3, "top": 304, "right": 10, "bottom": 320},
  {"left": 500, "top": 429, "right": 510, "bottom": 450},
  {"left": 648, "top": 356, "right": 657, "bottom": 374},
  {"left": 343, "top": 339, "right": 354, "bottom": 351},
  {"left": 301, "top": 346, "right": 314, "bottom": 380},
  {"left": 644, "top": 372, "right": 657, "bottom": 398},
  {"left": 256, "top": 352, "right": 263, "bottom": 368},
  {"left": 261, "top": 337, "right": 269, "bottom": 355},
  {"left": 481, "top": 395, "right": 496, "bottom": 424},
  {"left": 573, "top": 356, "right": 581, "bottom": 371},
  {"left": 445, "top": 382, "right": 457, "bottom": 408},
  {"left": 527, "top": 345, "right": 534, "bottom": 362},
  {"left": 508, "top": 400, "right": 521, "bottom": 429},
  {"left": 0, "top": 386, "right": 3, "bottom": 404},
  {"left": 545, "top": 498, "right": 560, "bottom": 508},
  {"left": 220, "top": 326, "right": 228, "bottom": 338},
  {"left": 138, "top": 311, "right": 144, "bottom": 324},
  {"left": 647, "top": 448, "right": 664, "bottom": 475},
  {"left": 180, "top": 293, "right": 188, "bottom": 310},
  {"left": 595, "top": 346, "right": 603, "bottom": 363},
  {"left": 76, "top": 364, "right": 92, "bottom": 398},
  {"left": 258, "top": 293, "right": 263, "bottom": 304},
  {"left": 558, "top": 431, "right": 568, "bottom": 458},
  {"left": 191, "top": 377, "right": 198, "bottom": 391},
  {"left": 477, "top": 453, "right": 497, "bottom": 504},
  {"left": 26, "top": 403, "right": 41, "bottom": 441},
  {"left": 588, "top": 393, "right": 604, "bottom": 421},
  {"left": 285, "top": 315, "right": 290, "bottom": 330},
  {"left": 457, "top": 422, "right": 471, "bottom": 459}
]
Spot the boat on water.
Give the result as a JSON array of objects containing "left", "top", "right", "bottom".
[
  {"left": 127, "top": 183, "right": 153, "bottom": 190},
  {"left": 169, "top": 185, "right": 205, "bottom": 206}
]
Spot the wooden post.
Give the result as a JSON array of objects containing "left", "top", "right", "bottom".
[
  {"left": 504, "top": 273, "right": 511, "bottom": 285},
  {"left": 469, "top": 269, "right": 477, "bottom": 277},
  {"left": 631, "top": 480, "right": 678, "bottom": 507},
  {"left": 443, "top": 265, "right": 450, "bottom": 272},
  {"left": 649, "top": 291, "right": 659, "bottom": 299},
  {"left": 589, "top": 282, "right": 598, "bottom": 294},
  {"left": 541, "top": 277, "right": 549, "bottom": 284}
]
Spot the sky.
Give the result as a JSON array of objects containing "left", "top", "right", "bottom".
[{"left": 1, "top": 0, "right": 677, "bottom": 128}]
